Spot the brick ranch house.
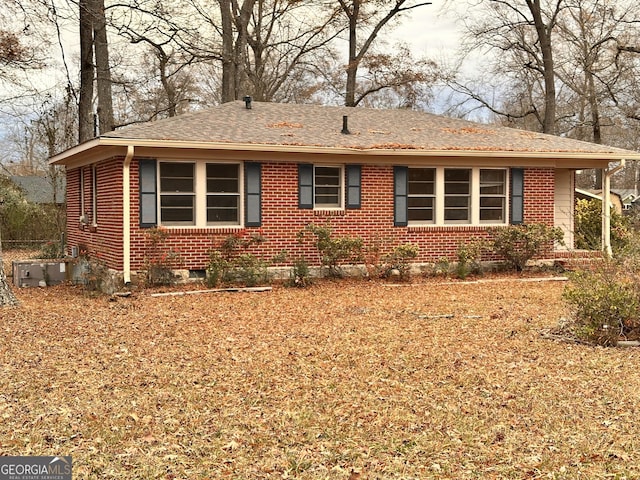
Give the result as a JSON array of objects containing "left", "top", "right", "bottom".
[{"left": 50, "top": 100, "right": 640, "bottom": 283}]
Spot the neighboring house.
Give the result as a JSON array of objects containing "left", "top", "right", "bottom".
[
  {"left": 49, "top": 100, "right": 640, "bottom": 282},
  {"left": 575, "top": 188, "right": 623, "bottom": 214},
  {"left": 9, "top": 175, "right": 66, "bottom": 205},
  {"left": 612, "top": 189, "right": 638, "bottom": 210}
]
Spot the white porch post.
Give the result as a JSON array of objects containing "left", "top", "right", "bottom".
[
  {"left": 602, "top": 160, "right": 626, "bottom": 257},
  {"left": 602, "top": 167, "right": 611, "bottom": 257}
]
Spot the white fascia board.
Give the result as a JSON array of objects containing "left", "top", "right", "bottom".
[{"left": 49, "top": 136, "right": 640, "bottom": 167}]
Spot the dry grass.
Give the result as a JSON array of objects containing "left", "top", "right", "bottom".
[{"left": 1, "top": 272, "right": 640, "bottom": 479}]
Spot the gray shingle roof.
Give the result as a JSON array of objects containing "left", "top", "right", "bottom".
[
  {"left": 103, "top": 101, "right": 639, "bottom": 156},
  {"left": 9, "top": 175, "right": 66, "bottom": 204}
]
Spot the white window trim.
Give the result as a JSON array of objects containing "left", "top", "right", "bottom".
[
  {"left": 158, "top": 160, "right": 244, "bottom": 228},
  {"left": 409, "top": 166, "right": 509, "bottom": 227},
  {"left": 313, "top": 165, "right": 344, "bottom": 210}
]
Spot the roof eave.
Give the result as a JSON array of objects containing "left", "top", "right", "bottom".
[{"left": 49, "top": 137, "right": 640, "bottom": 167}]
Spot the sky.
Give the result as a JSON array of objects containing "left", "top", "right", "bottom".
[
  {"left": 389, "top": 2, "right": 463, "bottom": 60},
  {"left": 0, "top": 1, "right": 468, "bottom": 164}
]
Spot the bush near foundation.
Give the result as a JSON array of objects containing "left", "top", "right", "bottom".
[
  {"left": 488, "top": 223, "right": 564, "bottom": 271},
  {"left": 206, "top": 233, "right": 270, "bottom": 287},
  {"left": 299, "top": 223, "right": 363, "bottom": 278}
]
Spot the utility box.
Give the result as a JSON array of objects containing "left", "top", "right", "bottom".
[{"left": 12, "top": 260, "right": 71, "bottom": 287}]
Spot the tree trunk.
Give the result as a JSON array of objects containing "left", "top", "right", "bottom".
[
  {"left": 233, "top": 0, "right": 255, "bottom": 99},
  {"left": 219, "top": 0, "right": 256, "bottom": 103},
  {"left": 527, "top": 0, "right": 556, "bottom": 135},
  {"left": 92, "top": 0, "right": 114, "bottom": 134},
  {"left": 220, "top": 0, "right": 235, "bottom": 102},
  {"left": 344, "top": 0, "right": 359, "bottom": 107},
  {"left": 78, "top": 0, "right": 94, "bottom": 143}
]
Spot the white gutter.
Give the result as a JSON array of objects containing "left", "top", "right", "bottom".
[
  {"left": 602, "top": 159, "right": 626, "bottom": 256},
  {"left": 49, "top": 137, "right": 640, "bottom": 164},
  {"left": 123, "top": 145, "right": 134, "bottom": 284}
]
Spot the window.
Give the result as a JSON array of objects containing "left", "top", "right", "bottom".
[
  {"left": 444, "top": 168, "right": 471, "bottom": 223},
  {"left": 401, "top": 167, "right": 509, "bottom": 226},
  {"left": 314, "top": 166, "right": 342, "bottom": 208},
  {"left": 207, "top": 163, "right": 240, "bottom": 224},
  {"left": 480, "top": 169, "right": 506, "bottom": 223},
  {"left": 79, "top": 166, "right": 97, "bottom": 225},
  {"left": 299, "top": 164, "right": 358, "bottom": 210},
  {"left": 160, "top": 163, "right": 195, "bottom": 225},
  {"left": 408, "top": 168, "right": 436, "bottom": 223},
  {"left": 145, "top": 161, "right": 253, "bottom": 228}
]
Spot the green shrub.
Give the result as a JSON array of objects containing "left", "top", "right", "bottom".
[
  {"left": 288, "top": 257, "right": 311, "bottom": 288},
  {"left": 455, "top": 240, "right": 485, "bottom": 279},
  {"left": 143, "top": 227, "right": 182, "bottom": 286},
  {"left": 488, "top": 223, "right": 564, "bottom": 271},
  {"left": 574, "top": 198, "right": 630, "bottom": 253},
  {"left": 301, "top": 223, "right": 363, "bottom": 277},
  {"left": 382, "top": 243, "right": 419, "bottom": 280},
  {"left": 430, "top": 257, "right": 451, "bottom": 277},
  {"left": 231, "top": 253, "right": 269, "bottom": 287},
  {"left": 0, "top": 177, "right": 65, "bottom": 245},
  {"left": 563, "top": 259, "right": 640, "bottom": 346},
  {"left": 206, "top": 233, "right": 270, "bottom": 287},
  {"left": 206, "top": 251, "right": 228, "bottom": 287}
]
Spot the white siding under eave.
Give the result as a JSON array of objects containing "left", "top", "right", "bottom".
[{"left": 554, "top": 169, "right": 574, "bottom": 250}]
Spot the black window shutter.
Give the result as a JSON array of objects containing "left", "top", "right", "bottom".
[
  {"left": 394, "top": 166, "right": 408, "bottom": 226},
  {"left": 510, "top": 168, "right": 524, "bottom": 225},
  {"left": 245, "top": 162, "right": 262, "bottom": 227},
  {"left": 298, "top": 163, "right": 313, "bottom": 209},
  {"left": 346, "top": 165, "right": 361, "bottom": 209},
  {"left": 139, "top": 159, "right": 157, "bottom": 228}
]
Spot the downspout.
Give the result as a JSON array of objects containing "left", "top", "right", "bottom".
[
  {"left": 123, "top": 145, "right": 134, "bottom": 284},
  {"left": 602, "top": 159, "right": 625, "bottom": 257}
]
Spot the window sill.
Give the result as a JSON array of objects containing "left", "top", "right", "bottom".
[
  {"left": 313, "top": 209, "right": 345, "bottom": 217},
  {"left": 158, "top": 225, "right": 245, "bottom": 234},
  {"left": 407, "top": 224, "right": 507, "bottom": 232}
]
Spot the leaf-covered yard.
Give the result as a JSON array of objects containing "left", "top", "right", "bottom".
[{"left": 1, "top": 271, "right": 640, "bottom": 479}]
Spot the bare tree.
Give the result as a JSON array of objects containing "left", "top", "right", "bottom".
[
  {"left": 244, "top": 0, "right": 342, "bottom": 102},
  {"left": 332, "top": 0, "right": 432, "bottom": 107},
  {"left": 449, "top": 0, "right": 564, "bottom": 134},
  {"left": 0, "top": 2, "right": 45, "bottom": 86}
]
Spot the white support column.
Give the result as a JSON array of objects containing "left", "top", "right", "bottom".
[
  {"left": 602, "top": 168, "right": 611, "bottom": 257},
  {"left": 602, "top": 160, "right": 626, "bottom": 257}
]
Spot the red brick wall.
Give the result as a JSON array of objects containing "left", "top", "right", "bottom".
[
  {"left": 66, "top": 160, "right": 557, "bottom": 271},
  {"left": 66, "top": 158, "right": 124, "bottom": 269},
  {"left": 523, "top": 167, "right": 555, "bottom": 224}
]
